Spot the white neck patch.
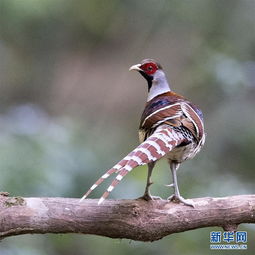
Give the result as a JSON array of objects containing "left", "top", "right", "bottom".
[{"left": 147, "top": 70, "right": 171, "bottom": 102}]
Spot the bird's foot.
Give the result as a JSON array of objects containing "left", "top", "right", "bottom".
[
  {"left": 150, "top": 195, "right": 163, "bottom": 200},
  {"left": 139, "top": 193, "right": 163, "bottom": 201},
  {"left": 167, "top": 194, "right": 194, "bottom": 207}
]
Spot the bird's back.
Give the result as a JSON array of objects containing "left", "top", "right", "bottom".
[{"left": 139, "top": 91, "right": 205, "bottom": 162}]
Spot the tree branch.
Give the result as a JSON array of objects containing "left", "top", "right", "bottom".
[{"left": 0, "top": 194, "right": 254, "bottom": 241}]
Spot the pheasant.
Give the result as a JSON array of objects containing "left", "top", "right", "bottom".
[{"left": 80, "top": 59, "right": 205, "bottom": 206}]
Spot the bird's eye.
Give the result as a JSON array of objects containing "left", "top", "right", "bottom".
[{"left": 148, "top": 66, "right": 153, "bottom": 71}]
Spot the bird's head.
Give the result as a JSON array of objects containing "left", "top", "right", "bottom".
[
  {"left": 131, "top": 58, "right": 162, "bottom": 76},
  {"left": 129, "top": 58, "right": 162, "bottom": 74},
  {"left": 129, "top": 59, "right": 165, "bottom": 91},
  {"left": 129, "top": 59, "right": 170, "bottom": 100}
]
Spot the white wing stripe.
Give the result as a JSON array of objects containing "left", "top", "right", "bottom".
[
  {"left": 151, "top": 113, "right": 182, "bottom": 128},
  {"left": 180, "top": 102, "right": 204, "bottom": 137},
  {"left": 142, "top": 103, "right": 181, "bottom": 126}
]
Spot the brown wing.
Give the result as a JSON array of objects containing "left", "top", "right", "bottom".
[
  {"left": 139, "top": 91, "right": 205, "bottom": 142},
  {"left": 141, "top": 103, "right": 183, "bottom": 129},
  {"left": 180, "top": 102, "right": 205, "bottom": 140}
]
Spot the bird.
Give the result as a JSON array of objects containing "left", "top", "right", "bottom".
[{"left": 80, "top": 59, "right": 205, "bottom": 206}]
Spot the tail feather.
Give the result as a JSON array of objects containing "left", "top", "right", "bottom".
[
  {"left": 96, "top": 125, "right": 185, "bottom": 204},
  {"left": 98, "top": 169, "right": 130, "bottom": 204},
  {"left": 79, "top": 153, "right": 140, "bottom": 202},
  {"left": 79, "top": 168, "right": 117, "bottom": 202}
]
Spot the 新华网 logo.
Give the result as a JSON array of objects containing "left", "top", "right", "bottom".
[{"left": 210, "top": 231, "right": 247, "bottom": 250}]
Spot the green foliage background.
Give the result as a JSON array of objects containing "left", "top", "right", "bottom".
[{"left": 0, "top": 0, "right": 254, "bottom": 254}]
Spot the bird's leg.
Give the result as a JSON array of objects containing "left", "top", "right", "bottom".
[
  {"left": 167, "top": 161, "right": 194, "bottom": 207},
  {"left": 140, "top": 162, "right": 154, "bottom": 200},
  {"left": 140, "top": 162, "right": 162, "bottom": 201}
]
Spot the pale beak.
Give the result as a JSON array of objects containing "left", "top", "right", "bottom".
[{"left": 129, "top": 64, "right": 142, "bottom": 71}]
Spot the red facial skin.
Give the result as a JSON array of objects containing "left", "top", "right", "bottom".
[{"left": 140, "top": 62, "right": 158, "bottom": 75}]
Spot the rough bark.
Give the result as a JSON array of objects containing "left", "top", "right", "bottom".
[{"left": 0, "top": 194, "right": 254, "bottom": 241}]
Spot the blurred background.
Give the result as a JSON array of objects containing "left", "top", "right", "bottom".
[{"left": 0, "top": 0, "right": 254, "bottom": 254}]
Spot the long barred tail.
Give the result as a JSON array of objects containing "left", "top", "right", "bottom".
[{"left": 80, "top": 125, "right": 185, "bottom": 204}]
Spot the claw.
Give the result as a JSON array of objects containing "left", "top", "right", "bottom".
[
  {"left": 139, "top": 194, "right": 163, "bottom": 201},
  {"left": 167, "top": 194, "right": 174, "bottom": 200},
  {"left": 151, "top": 195, "right": 163, "bottom": 200},
  {"left": 139, "top": 193, "right": 152, "bottom": 201},
  {"left": 168, "top": 194, "right": 194, "bottom": 207},
  {"left": 165, "top": 183, "right": 174, "bottom": 187}
]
